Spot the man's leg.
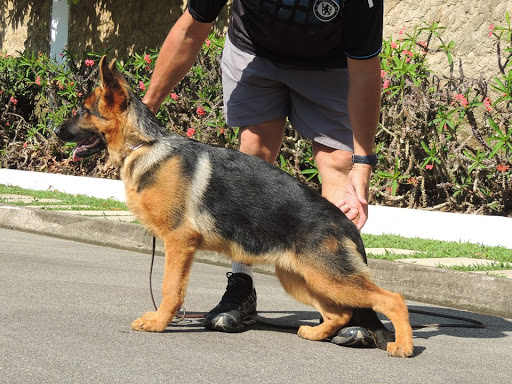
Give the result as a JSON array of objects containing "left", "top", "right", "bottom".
[{"left": 203, "top": 118, "right": 286, "bottom": 333}]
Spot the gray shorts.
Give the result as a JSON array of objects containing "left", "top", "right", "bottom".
[{"left": 221, "top": 36, "right": 353, "bottom": 151}]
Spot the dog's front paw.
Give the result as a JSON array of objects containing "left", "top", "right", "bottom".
[
  {"left": 131, "top": 311, "right": 169, "bottom": 332},
  {"left": 386, "top": 342, "right": 414, "bottom": 358}
]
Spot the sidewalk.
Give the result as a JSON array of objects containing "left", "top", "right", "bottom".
[{"left": 1, "top": 191, "right": 511, "bottom": 319}]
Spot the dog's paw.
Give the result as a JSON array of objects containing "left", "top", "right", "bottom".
[
  {"left": 297, "top": 325, "right": 327, "bottom": 341},
  {"left": 386, "top": 342, "right": 414, "bottom": 358},
  {"left": 131, "top": 311, "right": 168, "bottom": 332}
]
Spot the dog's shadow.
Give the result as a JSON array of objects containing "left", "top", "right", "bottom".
[{"left": 166, "top": 305, "right": 511, "bottom": 343}]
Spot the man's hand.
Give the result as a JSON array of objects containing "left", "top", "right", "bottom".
[{"left": 337, "top": 164, "right": 372, "bottom": 230}]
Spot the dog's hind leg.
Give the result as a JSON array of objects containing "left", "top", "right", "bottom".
[
  {"left": 275, "top": 266, "right": 352, "bottom": 341},
  {"left": 131, "top": 229, "right": 201, "bottom": 332},
  {"left": 304, "top": 269, "right": 413, "bottom": 357},
  {"left": 368, "top": 287, "right": 413, "bottom": 357},
  {"left": 279, "top": 264, "right": 413, "bottom": 357}
]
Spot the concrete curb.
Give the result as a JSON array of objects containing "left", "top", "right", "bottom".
[{"left": 2, "top": 205, "right": 511, "bottom": 319}]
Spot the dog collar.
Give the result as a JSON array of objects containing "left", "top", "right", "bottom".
[{"left": 122, "top": 141, "right": 147, "bottom": 160}]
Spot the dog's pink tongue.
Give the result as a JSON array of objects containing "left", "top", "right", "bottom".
[{"left": 72, "top": 148, "right": 81, "bottom": 162}]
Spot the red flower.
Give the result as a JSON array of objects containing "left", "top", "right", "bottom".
[
  {"left": 170, "top": 92, "right": 178, "bottom": 100},
  {"left": 205, "top": 39, "right": 211, "bottom": 48},
  {"left": 144, "top": 54, "right": 151, "bottom": 64},
  {"left": 85, "top": 59, "right": 95, "bottom": 67},
  {"left": 196, "top": 106, "right": 206, "bottom": 117},
  {"left": 425, "top": 164, "right": 434, "bottom": 170},
  {"left": 139, "top": 81, "right": 146, "bottom": 91},
  {"left": 390, "top": 41, "right": 398, "bottom": 49},
  {"left": 186, "top": 128, "right": 196, "bottom": 138},
  {"left": 488, "top": 24, "right": 495, "bottom": 37},
  {"left": 496, "top": 164, "right": 510, "bottom": 172},
  {"left": 35, "top": 76, "right": 41, "bottom": 86},
  {"left": 382, "top": 80, "right": 390, "bottom": 89},
  {"left": 23, "top": 142, "right": 28, "bottom": 148},
  {"left": 10, "top": 96, "right": 18, "bottom": 105}
]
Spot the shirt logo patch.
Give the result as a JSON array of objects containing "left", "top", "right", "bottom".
[{"left": 313, "top": 0, "right": 341, "bottom": 22}]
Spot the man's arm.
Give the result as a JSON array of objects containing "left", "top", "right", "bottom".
[
  {"left": 142, "top": 9, "right": 214, "bottom": 114},
  {"left": 339, "top": 56, "right": 381, "bottom": 230}
]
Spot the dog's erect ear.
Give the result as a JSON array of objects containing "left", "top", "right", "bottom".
[{"left": 99, "top": 56, "right": 129, "bottom": 112}]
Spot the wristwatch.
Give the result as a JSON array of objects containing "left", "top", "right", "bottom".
[{"left": 352, "top": 154, "right": 378, "bottom": 167}]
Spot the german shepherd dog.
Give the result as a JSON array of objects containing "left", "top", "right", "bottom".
[{"left": 55, "top": 57, "right": 413, "bottom": 357}]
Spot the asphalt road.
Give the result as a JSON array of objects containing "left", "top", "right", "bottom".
[{"left": 2, "top": 228, "right": 512, "bottom": 383}]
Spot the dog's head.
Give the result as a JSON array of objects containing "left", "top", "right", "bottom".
[{"left": 54, "top": 56, "right": 134, "bottom": 162}]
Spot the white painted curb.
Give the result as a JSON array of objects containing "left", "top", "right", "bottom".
[
  {"left": 1, "top": 168, "right": 511, "bottom": 249},
  {"left": 0, "top": 169, "right": 124, "bottom": 201}
]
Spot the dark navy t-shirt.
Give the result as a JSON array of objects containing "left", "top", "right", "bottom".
[{"left": 188, "top": 0, "right": 383, "bottom": 68}]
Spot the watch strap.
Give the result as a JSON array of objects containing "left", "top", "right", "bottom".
[{"left": 352, "top": 154, "right": 378, "bottom": 167}]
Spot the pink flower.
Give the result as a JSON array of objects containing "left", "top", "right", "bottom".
[
  {"left": 382, "top": 80, "right": 390, "bottom": 89},
  {"left": 425, "top": 164, "right": 434, "bottom": 170},
  {"left": 205, "top": 39, "right": 211, "bottom": 48},
  {"left": 186, "top": 128, "right": 196, "bottom": 138},
  {"left": 23, "top": 142, "right": 28, "bottom": 148},
  {"left": 144, "top": 54, "right": 151, "bottom": 64},
  {"left": 219, "top": 128, "right": 225, "bottom": 135},
  {"left": 139, "top": 81, "right": 146, "bottom": 91},
  {"left": 398, "top": 27, "right": 405, "bottom": 41},
  {"left": 170, "top": 92, "right": 178, "bottom": 100},
  {"left": 85, "top": 59, "right": 95, "bottom": 67},
  {"left": 496, "top": 164, "right": 510, "bottom": 172},
  {"left": 488, "top": 24, "right": 495, "bottom": 37},
  {"left": 10, "top": 96, "right": 18, "bottom": 105},
  {"left": 390, "top": 41, "right": 398, "bottom": 49},
  {"left": 483, "top": 97, "right": 492, "bottom": 112},
  {"left": 381, "top": 70, "right": 387, "bottom": 78},
  {"left": 453, "top": 93, "right": 469, "bottom": 108},
  {"left": 35, "top": 76, "right": 41, "bottom": 86},
  {"left": 196, "top": 106, "right": 206, "bottom": 117}
]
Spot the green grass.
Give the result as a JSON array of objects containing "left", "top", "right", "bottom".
[
  {"left": 2, "top": 184, "right": 511, "bottom": 269},
  {"left": 436, "top": 261, "right": 512, "bottom": 272},
  {"left": 362, "top": 233, "right": 512, "bottom": 265},
  {"left": 0, "top": 184, "right": 127, "bottom": 211}
]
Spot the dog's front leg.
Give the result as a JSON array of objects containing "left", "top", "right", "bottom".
[{"left": 131, "top": 230, "right": 200, "bottom": 332}]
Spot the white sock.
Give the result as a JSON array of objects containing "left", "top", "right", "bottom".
[{"left": 231, "top": 262, "right": 254, "bottom": 286}]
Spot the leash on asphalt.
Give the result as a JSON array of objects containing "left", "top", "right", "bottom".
[{"left": 148, "top": 236, "right": 485, "bottom": 330}]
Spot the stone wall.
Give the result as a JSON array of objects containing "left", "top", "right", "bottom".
[
  {"left": 384, "top": 1, "right": 510, "bottom": 80},
  {"left": 0, "top": 0, "right": 51, "bottom": 54},
  {"left": 1, "top": 0, "right": 510, "bottom": 80}
]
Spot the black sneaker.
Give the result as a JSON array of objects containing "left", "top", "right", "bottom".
[
  {"left": 203, "top": 272, "right": 257, "bottom": 333},
  {"left": 331, "top": 326, "right": 376, "bottom": 348}
]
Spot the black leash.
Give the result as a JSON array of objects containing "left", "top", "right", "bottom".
[
  {"left": 147, "top": 237, "right": 485, "bottom": 330},
  {"left": 149, "top": 236, "right": 158, "bottom": 311}
]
